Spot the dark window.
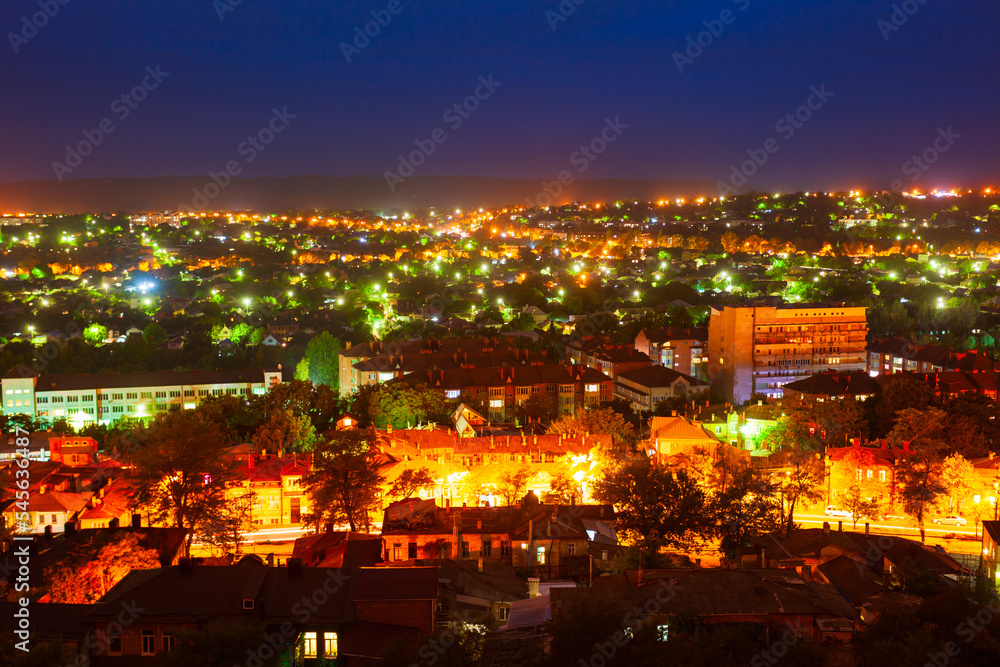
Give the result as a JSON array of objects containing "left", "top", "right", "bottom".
[{"left": 408, "top": 542, "right": 417, "bottom": 559}]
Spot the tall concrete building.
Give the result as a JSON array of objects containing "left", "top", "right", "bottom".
[{"left": 707, "top": 305, "right": 868, "bottom": 403}]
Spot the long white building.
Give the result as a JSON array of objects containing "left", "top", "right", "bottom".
[{"left": 2, "top": 364, "right": 282, "bottom": 425}]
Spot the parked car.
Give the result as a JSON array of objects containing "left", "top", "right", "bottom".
[
  {"left": 825, "top": 505, "right": 853, "bottom": 518},
  {"left": 933, "top": 515, "right": 967, "bottom": 526}
]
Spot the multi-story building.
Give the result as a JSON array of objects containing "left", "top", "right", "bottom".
[
  {"left": 1, "top": 365, "right": 282, "bottom": 426},
  {"left": 377, "top": 428, "right": 609, "bottom": 509},
  {"left": 578, "top": 343, "right": 652, "bottom": 382},
  {"left": 867, "top": 337, "right": 1000, "bottom": 376},
  {"left": 393, "top": 363, "right": 613, "bottom": 421},
  {"left": 339, "top": 337, "right": 544, "bottom": 394},
  {"left": 228, "top": 453, "right": 311, "bottom": 527},
  {"left": 707, "top": 305, "right": 868, "bottom": 403},
  {"left": 634, "top": 327, "right": 708, "bottom": 378}
]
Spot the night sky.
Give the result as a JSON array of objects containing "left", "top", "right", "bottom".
[{"left": 2, "top": 0, "right": 996, "bottom": 193}]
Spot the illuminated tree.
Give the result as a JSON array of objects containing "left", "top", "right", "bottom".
[
  {"left": 45, "top": 533, "right": 162, "bottom": 603},
  {"left": 302, "top": 430, "right": 384, "bottom": 532},
  {"left": 594, "top": 456, "right": 713, "bottom": 553},
  {"left": 497, "top": 467, "right": 532, "bottom": 507},
  {"left": 388, "top": 467, "right": 436, "bottom": 500},
  {"left": 131, "top": 410, "right": 241, "bottom": 555}
]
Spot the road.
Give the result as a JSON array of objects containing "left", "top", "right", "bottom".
[{"left": 794, "top": 512, "right": 980, "bottom": 538}]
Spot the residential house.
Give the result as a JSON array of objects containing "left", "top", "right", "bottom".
[
  {"left": 380, "top": 498, "right": 616, "bottom": 580},
  {"left": 614, "top": 365, "right": 708, "bottom": 412},
  {"left": 82, "top": 560, "right": 439, "bottom": 665}
]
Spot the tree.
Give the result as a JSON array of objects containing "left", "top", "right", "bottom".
[
  {"left": 302, "top": 430, "right": 384, "bottom": 531},
  {"left": 773, "top": 448, "right": 826, "bottom": 538},
  {"left": 940, "top": 453, "right": 978, "bottom": 516},
  {"left": 131, "top": 410, "right": 241, "bottom": 555},
  {"left": 593, "top": 456, "right": 713, "bottom": 553},
  {"left": 83, "top": 323, "right": 108, "bottom": 345},
  {"left": 142, "top": 322, "right": 166, "bottom": 346},
  {"left": 300, "top": 331, "right": 342, "bottom": 388},
  {"left": 196, "top": 488, "right": 254, "bottom": 558},
  {"left": 497, "top": 467, "right": 532, "bottom": 507},
  {"left": 515, "top": 394, "right": 555, "bottom": 425},
  {"left": 895, "top": 449, "right": 947, "bottom": 543},
  {"left": 367, "top": 383, "right": 449, "bottom": 429},
  {"left": 252, "top": 408, "right": 318, "bottom": 453},
  {"left": 545, "top": 472, "right": 581, "bottom": 504},
  {"left": 547, "top": 407, "right": 636, "bottom": 449},
  {"left": 45, "top": 533, "right": 161, "bottom": 603},
  {"left": 842, "top": 484, "right": 882, "bottom": 529},
  {"left": 713, "top": 465, "right": 784, "bottom": 553},
  {"left": 388, "top": 467, "right": 435, "bottom": 500},
  {"left": 250, "top": 380, "right": 343, "bottom": 433}
]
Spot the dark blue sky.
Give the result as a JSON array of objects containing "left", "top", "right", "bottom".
[{"left": 2, "top": 0, "right": 996, "bottom": 192}]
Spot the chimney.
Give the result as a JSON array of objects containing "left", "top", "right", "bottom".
[
  {"left": 44, "top": 525, "right": 52, "bottom": 540},
  {"left": 287, "top": 558, "right": 304, "bottom": 574},
  {"left": 267, "top": 553, "right": 274, "bottom": 567},
  {"left": 326, "top": 523, "right": 334, "bottom": 534},
  {"left": 65, "top": 521, "right": 76, "bottom": 535},
  {"left": 108, "top": 517, "right": 119, "bottom": 531},
  {"left": 865, "top": 522, "right": 870, "bottom": 535},
  {"left": 838, "top": 520, "right": 843, "bottom": 532},
  {"left": 823, "top": 521, "right": 830, "bottom": 535},
  {"left": 991, "top": 452, "right": 995, "bottom": 461},
  {"left": 528, "top": 577, "right": 540, "bottom": 598},
  {"left": 179, "top": 557, "right": 193, "bottom": 572},
  {"left": 478, "top": 557, "right": 484, "bottom": 573},
  {"left": 131, "top": 513, "right": 142, "bottom": 528}
]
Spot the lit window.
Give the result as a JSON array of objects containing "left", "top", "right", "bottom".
[
  {"left": 490, "top": 399, "right": 503, "bottom": 408},
  {"left": 323, "top": 632, "right": 338, "bottom": 658},
  {"left": 658, "top": 625, "right": 669, "bottom": 642},
  {"left": 586, "top": 384, "right": 599, "bottom": 392},
  {"left": 303, "top": 632, "right": 317, "bottom": 658}
]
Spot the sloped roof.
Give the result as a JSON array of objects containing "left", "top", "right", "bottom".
[
  {"left": 784, "top": 371, "right": 881, "bottom": 397},
  {"left": 617, "top": 365, "right": 707, "bottom": 389},
  {"left": 650, "top": 416, "right": 716, "bottom": 442}
]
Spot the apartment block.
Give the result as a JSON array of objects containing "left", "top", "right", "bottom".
[
  {"left": 707, "top": 305, "right": 868, "bottom": 403},
  {"left": 393, "top": 363, "right": 613, "bottom": 421},
  {"left": 1, "top": 365, "right": 282, "bottom": 426}
]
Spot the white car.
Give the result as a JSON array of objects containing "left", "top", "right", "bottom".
[
  {"left": 933, "top": 515, "right": 967, "bottom": 526},
  {"left": 825, "top": 505, "right": 853, "bottom": 519}
]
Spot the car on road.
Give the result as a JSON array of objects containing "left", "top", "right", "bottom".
[
  {"left": 824, "top": 505, "right": 853, "bottom": 518},
  {"left": 933, "top": 515, "right": 967, "bottom": 526}
]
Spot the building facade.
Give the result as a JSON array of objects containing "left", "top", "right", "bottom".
[
  {"left": 1, "top": 365, "right": 282, "bottom": 426},
  {"left": 707, "top": 306, "right": 868, "bottom": 403}
]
